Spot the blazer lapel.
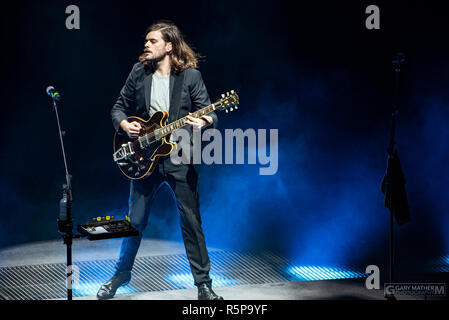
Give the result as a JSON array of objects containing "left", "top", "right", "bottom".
[
  {"left": 144, "top": 70, "right": 153, "bottom": 114},
  {"left": 168, "top": 70, "right": 185, "bottom": 123}
]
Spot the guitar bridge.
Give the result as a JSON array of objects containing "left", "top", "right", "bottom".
[{"left": 113, "top": 142, "right": 135, "bottom": 162}]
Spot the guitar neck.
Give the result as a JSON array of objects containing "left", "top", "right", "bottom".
[{"left": 157, "top": 103, "right": 217, "bottom": 138}]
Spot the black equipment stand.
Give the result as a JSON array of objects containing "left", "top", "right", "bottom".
[
  {"left": 383, "top": 53, "right": 405, "bottom": 300},
  {"left": 49, "top": 88, "right": 80, "bottom": 301},
  {"left": 48, "top": 88, "right": 140, "bottom": 300}
]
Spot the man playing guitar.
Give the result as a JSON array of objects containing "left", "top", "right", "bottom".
[{"left": 97, "top": 20, "right": 222, "bottom": 300}]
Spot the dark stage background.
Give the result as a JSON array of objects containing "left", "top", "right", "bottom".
[{"left": 1, "top": 0, "right": 448, "bottom": 277}]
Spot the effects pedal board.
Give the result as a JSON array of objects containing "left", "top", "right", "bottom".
[{"left": 77, "top": 216, "right": 139, "bottom": 240}]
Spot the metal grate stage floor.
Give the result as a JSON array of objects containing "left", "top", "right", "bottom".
[
  {"left": 0, "top": 250, "right": 300, "bottom": 300},
  {"left": 0, "top": 239, "right": 371, "bottom": 300},
  {"left": 3, "top": 239, "right": 445, "bottom": 300}
]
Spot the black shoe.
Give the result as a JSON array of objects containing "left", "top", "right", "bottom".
[
  {"left": 197, "top": 283, "right": 223, "bottom": 300},
  {"left": 96, "top": 270, "right": 131, "bottom": 300}
]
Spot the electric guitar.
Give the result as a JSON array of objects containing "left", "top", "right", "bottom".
[{"left": 113, "top": 90, "right": 239, "bottom": 179}]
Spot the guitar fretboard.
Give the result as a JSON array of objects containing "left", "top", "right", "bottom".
[{"left": 157, "top": 103, "right": 216, "bottom": 138}]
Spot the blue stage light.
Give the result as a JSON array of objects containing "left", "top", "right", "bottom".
[
  {"left": 72, "top": 281, "right": 137, "bottom": 297},
  {"left": 287, "top": 265, "right": 367, "bottom": 281},
  {"left": 432, "top": 255, "right": 449, "bottom": 272},
  {"left": 166, "top": 273, "right": 240, "bottom": 288}
]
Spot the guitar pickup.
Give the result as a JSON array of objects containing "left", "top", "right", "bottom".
[{"left": 154, "top": 129, "right": 161, "bottom": 141}]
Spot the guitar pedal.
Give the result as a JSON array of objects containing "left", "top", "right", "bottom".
[{"left": 77, "top": 216, "right": 139, "bottom": 240}]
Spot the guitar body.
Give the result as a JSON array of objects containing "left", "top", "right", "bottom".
[{"left": 113, "top": 111, "right": 175, "bottom": 180}]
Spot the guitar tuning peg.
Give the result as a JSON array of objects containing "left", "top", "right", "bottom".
[
  {"left": 221, "top": 94, "right": 225, "bottom": 98},
  {"left": 231, "top": 90, "right": 234, "bottom": 94},
  {"left": 234, "top": 106, "right": 238, "bottom": 109},
  {"left": 226, "top": 92, "right": 229, "bottom": 96},
  {"left": 230, "top": 107, "right": 233, "bottom": 112},
  {"left": 225, "top": 109, "right": 229, "bottom": 113}
]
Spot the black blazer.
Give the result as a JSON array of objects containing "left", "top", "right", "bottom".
[{"left": 111, "top": 62, "right": 218, "bottom": 136}]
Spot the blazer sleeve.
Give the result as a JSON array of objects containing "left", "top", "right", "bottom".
[
  {"left": 189, "top": 69, "right": 218, "bottom": 129},
  {"left": 111, "top": 64, "right": 138, "bottom": 132}
]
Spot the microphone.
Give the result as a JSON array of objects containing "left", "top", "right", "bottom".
[{"left": 46, "top": 86, "right": 61, "bottom": 101}]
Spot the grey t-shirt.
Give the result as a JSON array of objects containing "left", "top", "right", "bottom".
[
  {"left": 150, "top": 73, "right": 177, "bottom": 142},
  {"left": 149, "top": 73, "right": 170, "bottom": 116}
]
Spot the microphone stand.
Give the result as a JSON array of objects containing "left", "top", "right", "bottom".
[
  {"left": 50, "top": 91, "right": 80, "bottom": 301},
  {"left": 384, "top": 53, "right": 405, "bottom": 301}
]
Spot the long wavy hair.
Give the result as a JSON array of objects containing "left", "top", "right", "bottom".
[{"left": 139, "top": 20, "right": 200, "bottom": 72}]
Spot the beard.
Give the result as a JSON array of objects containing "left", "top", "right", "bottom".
[{"left": 144, "top": 51, "right": 166, "bottom": 64}]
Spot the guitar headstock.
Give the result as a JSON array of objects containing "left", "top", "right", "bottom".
[{"left": 215, "top": 90, "right": 239, "bottom": 113}]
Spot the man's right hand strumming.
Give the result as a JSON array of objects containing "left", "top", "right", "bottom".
[{"left": 120, "top": 120, "right": 142, "bottom": 138}]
